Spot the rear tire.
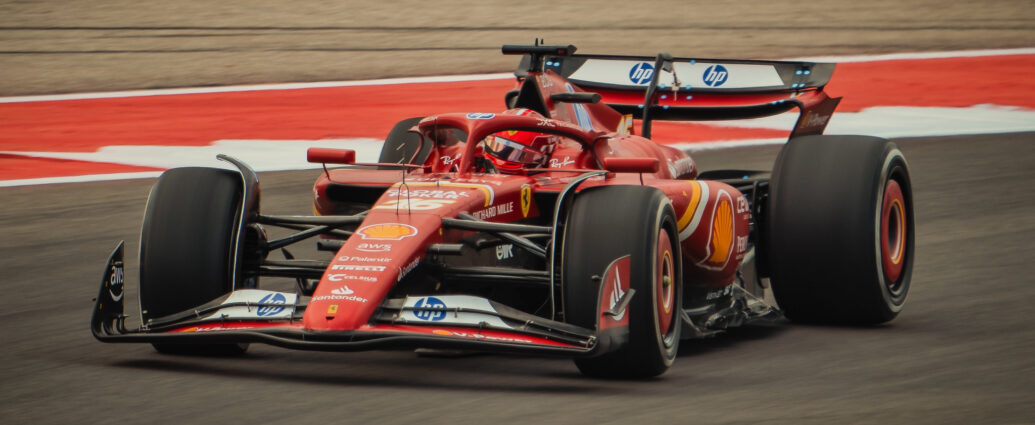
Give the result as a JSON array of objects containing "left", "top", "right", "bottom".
[
  {"left": 767, "top": 135, "right": 914, "bottom": 324},
  {"left": 563, "top": 186, "right": 682, "bottom": 378},
  {"left": 139, "top": 167, "right": 250, "bottom": 355}
]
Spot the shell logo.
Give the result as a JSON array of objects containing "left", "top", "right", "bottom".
[
  {"left": 357, "top": 223, "right": 418, "bottom": 241},
  {"left": 704, "top": 194, "right": 735, "bottom": 268}
]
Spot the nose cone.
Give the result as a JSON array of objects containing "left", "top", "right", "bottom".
[{"left": 303, "top": 213, "right": 441, "bottom": 331}]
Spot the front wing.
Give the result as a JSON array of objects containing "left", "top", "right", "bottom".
[{"left": 91, "top": 242, "right": 625, "bottom": 357}]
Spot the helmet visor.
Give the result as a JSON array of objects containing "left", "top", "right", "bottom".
[{"left": 483, "top": 135, "right": 546, "bottom": 166}]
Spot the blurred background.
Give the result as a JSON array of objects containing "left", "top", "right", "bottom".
[{"left": 2, "top": 0, "right": 1033, "bottom": 95}]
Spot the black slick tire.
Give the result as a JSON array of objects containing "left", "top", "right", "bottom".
[
  {"left": 562, "top": 186, "right": 682, "bottom": 378},
  {"left": 139, "top": 167, "right": 249, "bottom": 355},
  {"left": 378, "top": 117, "right": 429, "bottom": 165},
  {"left": 767, "top": 135, "right": 914, "bottom": 324}
]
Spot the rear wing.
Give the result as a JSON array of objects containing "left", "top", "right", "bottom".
[{"left": 506, "top": 44, "right": 840, "bottom": 138}]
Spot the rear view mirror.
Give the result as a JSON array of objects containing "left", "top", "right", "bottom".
[
  {"left": 307, "top": 148, "right": 356, "bottom": 165},
  {"left": 603, "top": 157, "right": 659, "bottom": 174}
]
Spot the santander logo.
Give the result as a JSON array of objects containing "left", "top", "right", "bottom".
[{"left": 331, "top": 285, "right": 354, "bottom": 295}]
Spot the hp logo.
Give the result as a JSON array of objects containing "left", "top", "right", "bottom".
[
  {"left": 628, "top": 62, "right": 654, "bottom": 85},
  {"left": 413, "top": 297, "right": 447, "bottom": 321},
  {"left": 702, "top": 65, "right": 729, "bottom": 87},
  {"left": 466, "top": 112, "right": 495, "bottom": 120},
  {"left": 257, "top": 293, "right": 287, "bottom": 317}
]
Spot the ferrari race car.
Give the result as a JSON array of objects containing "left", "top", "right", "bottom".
[{"left": 92, "top": 44, "right": 914, "bottom": 378}]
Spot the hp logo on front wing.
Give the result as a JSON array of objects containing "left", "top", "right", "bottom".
[
  {"left": 413, "top": 297, "right": 447, "bottom": 321},
  {"left": 257, "top": 293, "right": 287, "bottom": 317}
]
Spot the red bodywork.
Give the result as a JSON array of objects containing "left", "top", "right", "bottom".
[{"left": 307, "top": 69, "right": 751, "bottom": 332}]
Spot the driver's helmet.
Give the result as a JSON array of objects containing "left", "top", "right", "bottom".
[{"left": 482, "top": 109, "right": 556, "bottom": 172}]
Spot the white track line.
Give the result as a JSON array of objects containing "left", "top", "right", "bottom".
[
  {"left": 0, "top": 172, "right": 165, "bottom": 188},
  {"left": 790, "top": 47, "right": 1035, "bottom": 63},
  {"left": 0, "top": 73, "right": 514, "bottom": 104}
]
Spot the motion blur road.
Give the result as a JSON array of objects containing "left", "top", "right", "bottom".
[
  {"left": 2, "top": 0, "right": 1033, "bottom": 95},
  {"left": 2, "top": 133, "right": 1033, "bottom": 424},
  {"left": 2, "top": 1, "right": 1034, "bottom": 423}
]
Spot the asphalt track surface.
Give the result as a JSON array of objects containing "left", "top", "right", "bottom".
[{"left": 1, "top": 132, "right": 1033, "bottom": 424}]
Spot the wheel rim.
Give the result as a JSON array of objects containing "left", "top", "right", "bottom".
[
  {"left": 880, "top": 178, "right": 907, "bottom": 284},
  {"left": 656, "top": 228, "right": 676, "bottom": 340}
]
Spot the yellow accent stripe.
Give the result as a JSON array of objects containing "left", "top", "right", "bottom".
[{"left": 677, "top": 181, "right": 702, "bottom": 231}]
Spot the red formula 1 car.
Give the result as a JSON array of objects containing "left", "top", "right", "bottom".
[{"left": 92, "top": 44, "right": 914, "bottom": 378}]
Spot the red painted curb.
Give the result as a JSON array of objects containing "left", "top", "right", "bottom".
[{"left": 1, "top": 54, "right": 1031, "bottom": 181}]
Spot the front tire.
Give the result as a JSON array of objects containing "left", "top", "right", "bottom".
[
  {"left": 767, "top": 135, "right": 914, "bottom": 324},
  {"left": 139, "top": 167, "right": 250, "bottom": 354},
  {"left": 563, "top": 186, "right": 682, "bottom": 378}
]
